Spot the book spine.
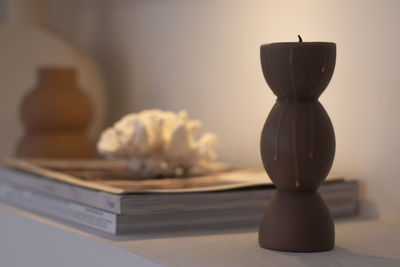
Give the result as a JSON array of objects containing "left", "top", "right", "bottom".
[
  {"left": 0, "top": 168, "right": 122, "bottom": 214},
  {"left": 121, "top": 184, "right": 358, "bottom": 216},
  {"left": 0, "top": 182, "right": 117, "bottom": 234}
]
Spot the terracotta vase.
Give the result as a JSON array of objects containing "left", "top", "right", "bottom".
[
  {"left": 16, "top": 67, "right": 97, "bottom": 158},
  {"left": 258, "top": 42, "right": 336, "bottom": 252}
]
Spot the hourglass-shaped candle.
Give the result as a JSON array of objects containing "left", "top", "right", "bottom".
[{"left": 259, "top": 37, "right": 336, "bottom": 252}]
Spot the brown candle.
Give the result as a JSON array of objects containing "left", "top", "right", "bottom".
[{"left": 258, "top": 37, "right": 337, "bottom": 252}]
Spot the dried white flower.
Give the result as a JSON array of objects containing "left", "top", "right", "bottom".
[{"left": 97, "top": 109, "right": 218, "bottom": 178}]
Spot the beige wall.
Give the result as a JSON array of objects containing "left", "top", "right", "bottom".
[{"left": 11, "top": 0, "right": 400, "bottom": 221}]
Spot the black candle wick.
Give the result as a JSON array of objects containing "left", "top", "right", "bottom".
[{"left": 298, "top": 35, "right": 303, "bottom": 42}]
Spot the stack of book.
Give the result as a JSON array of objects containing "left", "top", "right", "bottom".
[{"left": 0, "top": 159, "right": 358, "bottom": 234}]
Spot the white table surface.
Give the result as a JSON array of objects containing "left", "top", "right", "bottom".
[{"left": 1, "top": 203, "right": 400, "bottom": 267}]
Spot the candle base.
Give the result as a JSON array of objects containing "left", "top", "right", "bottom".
[{"left": 258, "top": 189, "right": 334, "bottom": 252}]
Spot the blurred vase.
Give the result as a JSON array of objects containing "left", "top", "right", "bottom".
[
  {"left": 0, "top": 0, "right": 107, "bottom": 158},
  {"left": 16, "top": 67, "right": 97, "bottom": 158}
]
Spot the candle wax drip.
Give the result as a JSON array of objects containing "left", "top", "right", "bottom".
[
  {"left": 266, "top": 49, "right": 287, "bottom": 98},
  {"left": 289, "top": 47, "right": 300, "bottom": 188},
  {"left": 289, "top": 47, "right": 297, "bottom": 97},
  {"left": 308, "top": 46, "right": 329, "bottom": 98},
  {"left": 309, "top": 104, "right": 315, "bottom": 158},
  {"left": 291, "top": 114, "right": 300, "bottom": 188},
  {"left": 274, "top": 103, "right": 286, "bottom": 161}
]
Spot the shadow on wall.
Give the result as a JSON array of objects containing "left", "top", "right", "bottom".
[
  {"left": 91, "top": 1, "right": 130, "bottom": 125},
  {"left": 357, "top": 179, "right": 380, "bottom": 220},
  {"left": 49, "top": 0, "right": 130, "bottom": 127},
  {"left": 358, "top": 199, "right": 379, "bottom": 220}
]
